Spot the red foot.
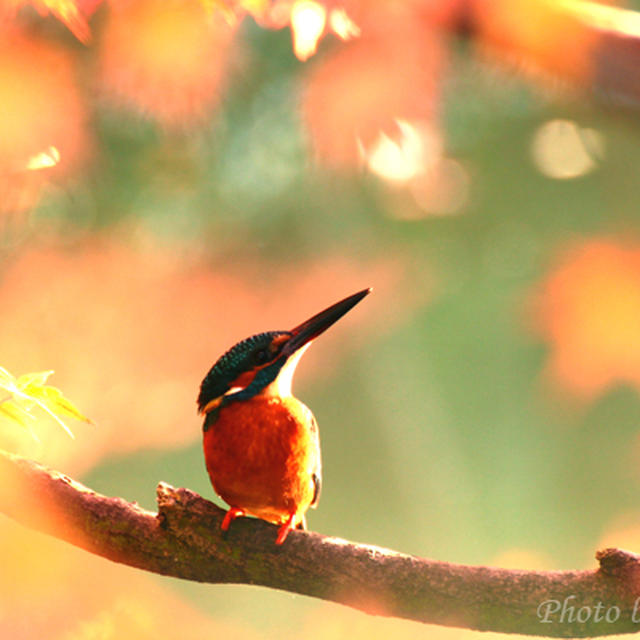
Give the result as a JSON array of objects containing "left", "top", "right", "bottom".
[
  {"left": 275, "top": 513, "right": 296, "bottom": 545},
  {"left": 221, "top": 507, "right": 245, "bottom": 532}
]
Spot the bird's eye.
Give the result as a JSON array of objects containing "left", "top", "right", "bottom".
[{"left": 253, "top": 349, "right": 269, "bottom": 365}]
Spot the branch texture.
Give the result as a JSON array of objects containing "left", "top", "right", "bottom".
[{"left": 2, "top": 449, "right": 640, "bottom": 637}]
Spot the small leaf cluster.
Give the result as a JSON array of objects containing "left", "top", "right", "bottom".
[{"left": 0, "top": 367, "right": 92, "bottom": 441}]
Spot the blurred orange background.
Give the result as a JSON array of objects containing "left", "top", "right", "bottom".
[{"left": 2, "top": 1, "right": 640, "bottom": 638}]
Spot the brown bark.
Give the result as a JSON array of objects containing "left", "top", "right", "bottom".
[{"left": 2, "top": 449, "right": 640, "bottom": 637}]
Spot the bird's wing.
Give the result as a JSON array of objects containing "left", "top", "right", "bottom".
[{"left": 310, "top": 414, "right": 321, "bottom": 508}]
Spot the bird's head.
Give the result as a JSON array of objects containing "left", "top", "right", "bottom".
[{"left": 197, "top": 288, "right": 370, "bottom": 421}]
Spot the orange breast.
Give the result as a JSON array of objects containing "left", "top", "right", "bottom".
[{"left": 203, "top": 395, "right": 321, "bottom": 525}]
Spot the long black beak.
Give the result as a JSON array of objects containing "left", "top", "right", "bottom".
[{"left": 283, "top": 288, "right": 371, "bottom": 356}]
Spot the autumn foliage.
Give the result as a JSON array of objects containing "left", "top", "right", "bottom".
[
  {"left": 535, "top": 240, "right": 640, "bottom": 398},
  {"left": 99, "top": 0, "right": 236, "bottom": 124},
  {"left": 2, "top": 0, "right": 637, "bottom": 216},
  {"left": 2, "top": 1, "right": 640, "bottom": 639}
]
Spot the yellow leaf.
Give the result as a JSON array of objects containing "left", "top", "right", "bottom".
[
  {"left": 0, "top": 366, "right": 92, "bottom": 439},
  {"left": 33, "top": 385, "right": 93, "bottom": 425},
  {"left": 0, "top": 366, "right": 17, "bottom": 391},
  {"left": 31, "top": 0, "right": 92, "bottom": 43},
  {"left": 0, "top": 399, "right": 35, "bottom": 426},
  {"left": 16, "top": 370, "right": 54, "bottom": 390},
  {"left": 0, "top": 399, "right": 40, "bottom": 441}
]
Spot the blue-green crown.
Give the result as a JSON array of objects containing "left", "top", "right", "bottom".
[{"left": 197, "top": 330, "right": 290, "bottom": 412}]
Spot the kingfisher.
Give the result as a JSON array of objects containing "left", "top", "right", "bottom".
[{"left": 197, "top": 288, "right": 370, "bottom": 545}]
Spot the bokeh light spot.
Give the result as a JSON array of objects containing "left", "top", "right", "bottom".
[
  {"left": 535, "top": 240, "right": 640, "bottom": 398},
  {"left": 531, "top": 119, "right": 604, "bottom": 179},
  {"left": 302, "top": 14, "right": 442, "bottom": 167},
  {"left": 561, "top": 0, "right": 640, "bottom": 39},
  {"left": 364, "top": 120, "right": 440, "bottom": 184},
  {"left": 329, "top": 8, "right": 360, "bottom": 41},
  {"left": 26, "top": 146, "right": 61, "bottom": 171},
  {"left": 291, "top": 0, "right": 326, "bottom": 61},
  {"left": 409, "top": 158, "right": 470, "bottom": 217}
]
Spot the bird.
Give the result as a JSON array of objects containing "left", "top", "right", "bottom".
[{"left": 197, "top": 288, "right": 370, "bottom": 545}]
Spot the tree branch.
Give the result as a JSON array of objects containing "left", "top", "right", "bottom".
[{"left": 2, "top": 449, "right": 640, "bottom": 637}]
